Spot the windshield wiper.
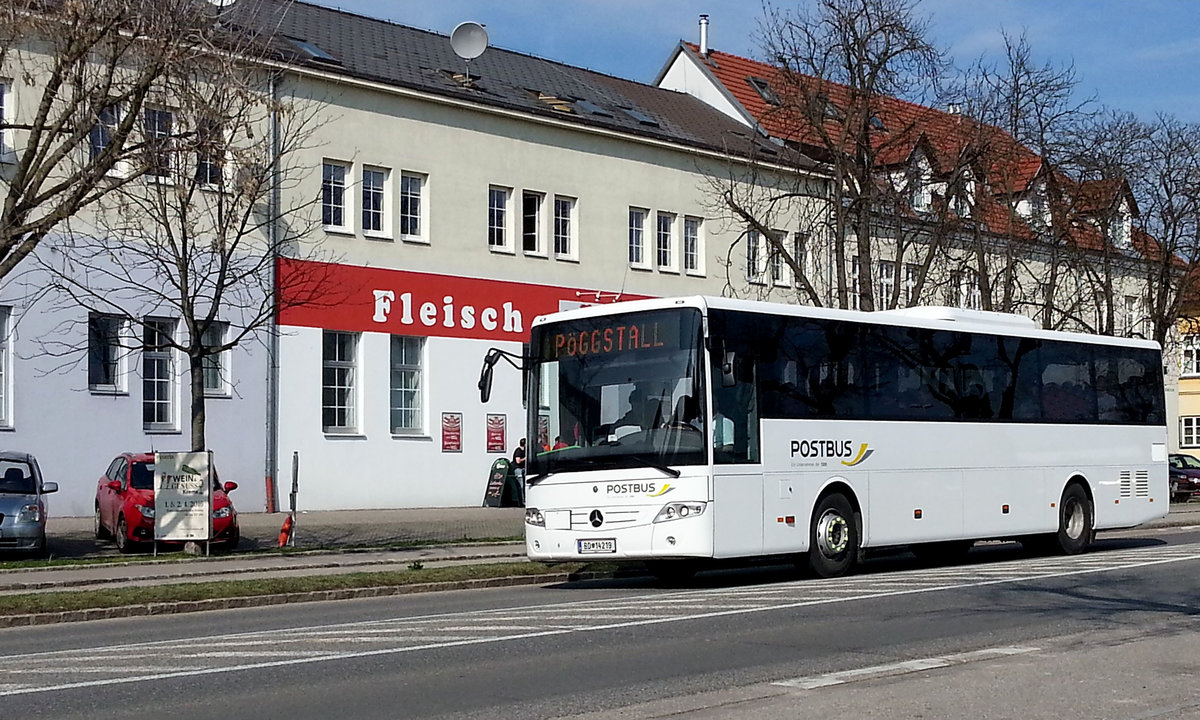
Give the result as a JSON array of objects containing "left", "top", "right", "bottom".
[{"left": 629, "top": 455, "right": 681, "bottom": 478}]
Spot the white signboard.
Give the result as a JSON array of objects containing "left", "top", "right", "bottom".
[{"left": 154, "top": 451, "right": 212, "bottom": 541}]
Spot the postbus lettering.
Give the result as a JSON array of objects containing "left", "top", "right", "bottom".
[
  {"left": 790, "top": 440, "right": 854, "bottom": 458},
  {"left": 606, "top": 482, "right": 657, "bottom": 495}
]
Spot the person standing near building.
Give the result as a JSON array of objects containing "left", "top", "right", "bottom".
[{"left": 511, "top": 438, "right": 527, "bottom": 506}]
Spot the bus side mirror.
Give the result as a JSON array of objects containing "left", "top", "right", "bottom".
[
  {"left": 721, "top": 351, "right": 736, "bottom": 388},
  {"left": 478, "top": 351, "right": 497, "bottom": 403}
]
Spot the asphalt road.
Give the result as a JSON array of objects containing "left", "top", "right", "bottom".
[{"left": 3, "top": 525, "right": 1200, "bottom": 719}]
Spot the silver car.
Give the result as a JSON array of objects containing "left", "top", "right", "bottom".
[{"left": 0, "top": 451, "right": 57, "bottom": 555}]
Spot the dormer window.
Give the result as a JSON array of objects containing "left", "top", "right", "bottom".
[
  {"left": 1109, "top": 206, "right": 1132, "bottom": 249},
  {"left": 869, "top": 114, "right": 886, "bottom": 131},
  {"left": 747, "top": 77, "right": 780, "bottom": 106}
]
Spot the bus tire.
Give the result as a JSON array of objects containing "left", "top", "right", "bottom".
[
  {"left": 808, "top": 493, "right": 858, "bottom": 578},
  {"left": 1056, "top": 483, "right": 1094, "bottom": 555}
]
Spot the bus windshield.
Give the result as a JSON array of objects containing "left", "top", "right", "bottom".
[{"left": 529, "top": 307, "right": 706, "bottom": 476}]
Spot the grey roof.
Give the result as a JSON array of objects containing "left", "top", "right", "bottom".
[{"left": 224, "top": 0, "right": 814, "bottom": 167}]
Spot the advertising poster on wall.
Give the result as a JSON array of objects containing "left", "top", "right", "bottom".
[
  {"left": 442, "top": 412, "right": 463, "bottom": 452},
  {"left": 486, "top": 414, "right": 506, "bottom": 453},
  {"left": 154, "top": 451, "right": 212, "bottom": 541}
]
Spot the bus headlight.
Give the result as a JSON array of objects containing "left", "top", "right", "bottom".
[
  {"left": 525, "top": 508, "right": 545, "bottom": 527},
  {"left": 653, "top": 502, "right": 706, "bottom": 523}
]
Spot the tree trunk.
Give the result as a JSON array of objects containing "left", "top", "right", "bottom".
[{"left": 190, "top": 353, "right": 207, "bottom": 452}]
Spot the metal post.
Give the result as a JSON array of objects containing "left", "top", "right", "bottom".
[{"left": 289, "top": 451, "right": 299, "bottom": 547}]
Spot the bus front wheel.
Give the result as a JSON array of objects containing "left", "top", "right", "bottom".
[{"left": 808, "top": 493, "right": 858, "bottom": 578}]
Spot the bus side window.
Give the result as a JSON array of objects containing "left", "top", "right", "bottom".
[{"left": 711, "top": 351, "right": 759, "bottom": 464}]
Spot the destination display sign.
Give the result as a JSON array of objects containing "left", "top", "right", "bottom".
[{"left": 540, "top": 310, "right": 698, "bottom": 360}]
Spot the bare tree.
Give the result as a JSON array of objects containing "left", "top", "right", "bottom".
[
  {"left": 0, "top": 0, "right": 227, "bottom": 280},
  {"left": 33, "top": 9, "right": 342, "bottom": 451}
]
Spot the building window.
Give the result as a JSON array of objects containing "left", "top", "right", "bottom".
[
  {"left": 142, "top": 318, "right": 176, "bottom": 432},
  {"left": 878, "top": 260, "right": 896, "bottom": 307},
  {"left": 194, "top": 119, "right": 223, "bottom": 186},
  {"left": 322, "top": 161, "right": 348, "bottom": 230},
  {"left": 322, "top": 330, "right": 358, "bottom": 433},
  {"left": 904, "top": 263, "right": 920, "bottom": 305},
  {"left": 362, "top": 166, "right": 388, "bottom": 237},
  {"left": 88, "top": 314, "right": 124, "bottom": 393},
  {"left": 747, "top": 229, "right": 761, "bottom": 282},
  {"left": 684, "top": 217, "right": 702, "bottom": 274},
  {"left": 1123, "top": 295, "right": 1144, "bottom": 337},
  {"left": 851, "top": 256, "right": 861, "bottom": 310},
  {"left": 400, "top": 172, "right": 425, "bottom": 239},
  {"left": 390, "top": 335, "right": 424, "bottom": 434},
  {"left": 769, "top": 229, "right": 788, "bottom": 285},
  {"left": 657, "top": 212, "right": 676, "bottom": 271},
  {"left": 488, "top": 186, "right": 510, "bottom": 250},
  {"left": 89, "top": 105, "right": 120, "bottom": 162},
  {"left": 628, "top": 207, "right": 647, "bottom": 266},
  {"left": 0, "top": 306, "right": 9, "bottom": 426},
  {"left": 201, "top": 322, "right": 229, "bottom": 396},
  {"left": 1183, "top": 336, "right": 1200, "bottom": 376},
  {"left": 0, "top": 81, "right": 8, "bottom": 160},
  {"left": 522, "top": 191, "right": 543, "bottom": 253},
  {"left": 1182, "top": 417, "right": 1200, "bottom": 448},
  {"left": 143, "top": 107, "right": 173, "bottom": 180},
  {"left": 554, "top": 195, "right": 575, "bottom": 258}
]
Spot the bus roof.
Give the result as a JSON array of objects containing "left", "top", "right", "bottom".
[{"left": 531, "top": 295, "right": 1162, "bottom": 350}]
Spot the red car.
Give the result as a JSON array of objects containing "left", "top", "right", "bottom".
[{"left": 95, "top": 452, "right": 240, "bottom": 553}]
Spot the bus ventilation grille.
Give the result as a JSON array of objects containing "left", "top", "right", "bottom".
[
  {"left": 572, "top": 509, "right": 639, "bottom": 528},
  {"left": 1119, "top": 470, "right": 1150, "bottom": 498}
]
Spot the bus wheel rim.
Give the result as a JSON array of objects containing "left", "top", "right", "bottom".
[
  {"left": 816, "top": 511, "right": 849, "bottom": 557},
  {"left": 1064, "top": 499, "right": 1084, "bottom": 540}
]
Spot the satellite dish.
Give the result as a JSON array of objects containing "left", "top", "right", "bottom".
[{"left": 450, "top": 22, "right": 489, "bottom": 60}]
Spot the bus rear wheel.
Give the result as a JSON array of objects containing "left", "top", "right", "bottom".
[{"left": 808, "top": 493, "right": 858, "bottom": 578}]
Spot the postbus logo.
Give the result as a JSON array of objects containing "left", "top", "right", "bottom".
[
  {"left": 790, "top": 440, "right": 874, "bottom": 467},
  {"left": 602, "top": 482, "right": 674, "bottom": 497}
]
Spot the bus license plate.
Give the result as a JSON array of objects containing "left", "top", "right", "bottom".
[{"left": 577, "top": 538, "right": 616, "bottom": 554}]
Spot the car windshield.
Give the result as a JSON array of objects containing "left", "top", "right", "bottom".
[
  {"left": 0, "top": 461, "right": 35, "bottom": 494},
  {"left": 1176, "top": 454, "right": 1200, "bottom": 469},
  {"left": 528, "top": 307, "right": 706, "bottom": 476},
  {"left": 130, "top": 462, "right": 155, "bottom": 490}
]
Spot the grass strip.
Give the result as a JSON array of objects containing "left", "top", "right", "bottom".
[{"left": 0, "top": 561, "right": 587, "bottom": 616}]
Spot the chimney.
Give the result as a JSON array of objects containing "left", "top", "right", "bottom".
[{"left": 699, "top": 14, "right": 710, "bottom": 57}]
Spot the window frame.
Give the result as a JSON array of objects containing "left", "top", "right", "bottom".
[
  {"left": 0, "top": 306, "right": 11, "bottom": 427},
  {"left": 361, "top": 165, "right": 391, "bottom": 239},
  {"left": 746, "top": 229, "right": 764, "bottom": 284},
  {"left": 142, "top": 317, "right": 178, "bottom": 433},
  {"left": 1182, "top": 416, "right": 1200, "bottom": 448},
  {"left": 628, "top": 207, "right": 648, "bottom": 268},
  {"left": 200, "top": 321, "right": 231, "bottom": 398},
  {"left": 399, "top": 171, "right": 427, "bottom": 243},
  {"left": 488, "top": 185, "right": 513, "bottom": 252},
  {"left": 88, "top": 313, "right": 127, "bottom": 395},
  {"left": 656, "top": 211, "right": 677, "bottom": 273},
  {"left": 553, "top": 195, "right": 577, "bottom": 260},
  {"left": 522, "top": 190, "right": 544, "bottom": 255},
  {"left": 683, "top": 216, "right": 703, "bottom": 276},
  {"left": 390, "top": 335, "right": 425, "bottom": 435},
  {"left": 0, "top": 80, "right": 11, "bottom": 164},
  {"left": 321, "top": 160, "right": 351, "bottom": 233},
  {"left": 322, "top": 330, "right": 359, "bottom": 434},
  {"left": 142, "top": 106, "right": 175, "bottom": 181}
]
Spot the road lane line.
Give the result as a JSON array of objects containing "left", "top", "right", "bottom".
[{"left": 772, "top": 646, "right": 1040, "bottom": 689}]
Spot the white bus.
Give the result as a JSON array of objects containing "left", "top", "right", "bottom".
[{"left": 480, "top": 296, "right": 1168, "bottom": 578}]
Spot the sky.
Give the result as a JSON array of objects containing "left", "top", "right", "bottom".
[{"left": 306, "top": 0, "right": 1200, "bottom": 124}]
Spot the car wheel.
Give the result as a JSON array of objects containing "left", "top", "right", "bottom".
[
  {"left": 94, "top": 504, "right": 109, "bottom": 540},
  {"left": 115, "top": 515, "right": 134, "bottom": 554},
  {"left": 808, "top": 492, "right": 859, "bottom": 578}
]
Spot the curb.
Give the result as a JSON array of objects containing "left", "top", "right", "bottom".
[
  {"left": 0, "top": 551, "right": 529, "bottom": 593},
  {"left": 0, "top": 571, "right": 579, "bottom": 628}
]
